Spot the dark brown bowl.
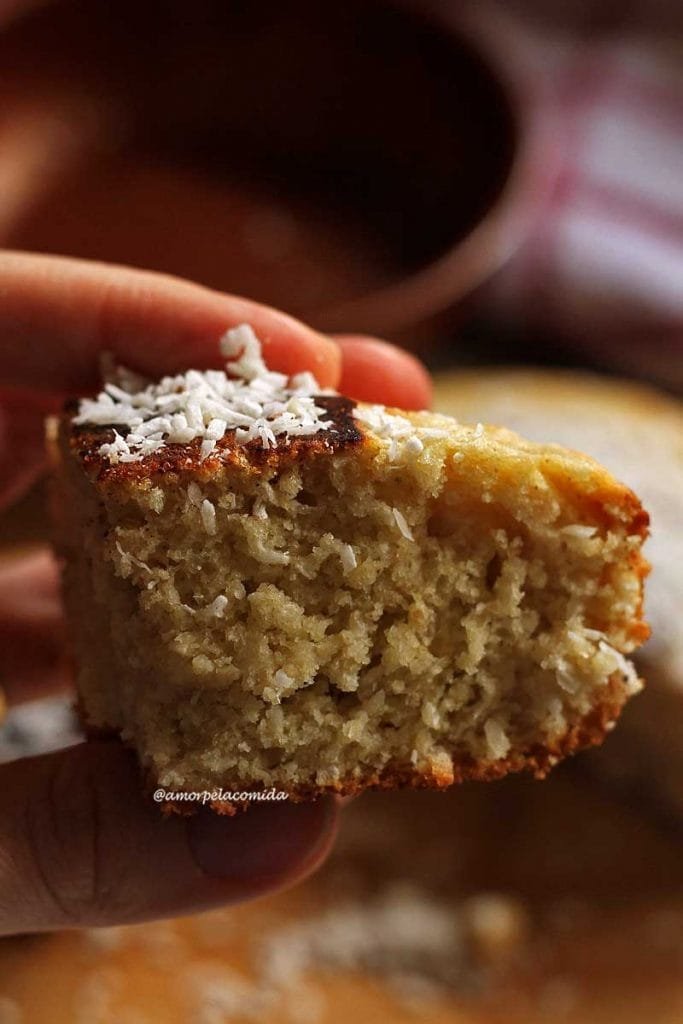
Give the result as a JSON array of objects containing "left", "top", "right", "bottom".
[{"left": 0, "top": 0, "right": 557, "bottom": 341}]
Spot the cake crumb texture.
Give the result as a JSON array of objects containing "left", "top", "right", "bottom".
[{"left": 51, "top": 333, "right": 649, "bottom": 802}]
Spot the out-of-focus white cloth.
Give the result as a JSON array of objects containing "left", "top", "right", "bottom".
[{"left": 488, "top": 4, "right": 683, "bottom": 386}]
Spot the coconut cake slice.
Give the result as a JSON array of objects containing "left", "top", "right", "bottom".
[{"left": 50, "top": 326, "right": 649, "bottom": 808}]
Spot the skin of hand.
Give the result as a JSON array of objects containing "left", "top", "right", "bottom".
[{"left": 0, "top": 250, "right": 432, "bottom": 937}]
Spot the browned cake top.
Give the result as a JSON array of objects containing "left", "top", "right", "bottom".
[
  {"left": 66, "top": 394, "right": 364, "bottom": 483},
  {"left": 65, "top": 324, "right": 370, "bottom": 483}
]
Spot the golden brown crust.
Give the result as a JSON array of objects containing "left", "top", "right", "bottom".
[
  {"left": 433, "top": 369, "right": 678, "bottom": 666},
  {"left": 63, "top": 395, "right": 363, "bottom": 483}
]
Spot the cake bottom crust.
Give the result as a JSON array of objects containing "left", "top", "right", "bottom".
[{"left": 78, "top": 674, "right": 631, "bottom": 815}]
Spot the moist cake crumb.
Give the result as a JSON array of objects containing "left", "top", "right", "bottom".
[{"left": 51, "top": 327, "right": 650, "bottom": 805}]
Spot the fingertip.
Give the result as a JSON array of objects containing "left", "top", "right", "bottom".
[
  {"left": 187, "top": 796, "right": 339, "bottom": 895},
  {"left": 99, "top": 286, "right": 343, "bottom": 389},
  {"left": 260, "top": 323, "right": 342, "bottom": 390},
  {"left": 0, "top": 253, "right": 344, "bottom": 392},
  {"left": 335, "top": 336, "right": 433, "bottom": 410},
  {"left": 0, "top": 742, "right": 339, "bottom": 933}
]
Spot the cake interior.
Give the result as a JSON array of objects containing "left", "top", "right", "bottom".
[{"left": 58, "top": 427, "right": 644, "bottom": 794}]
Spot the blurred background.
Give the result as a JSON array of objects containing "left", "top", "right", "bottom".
[{"left": 0, "top": 0, "right": 681, "bottom": 1021}]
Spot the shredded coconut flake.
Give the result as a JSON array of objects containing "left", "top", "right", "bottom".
[
  {"left": 421, "top": 701, "right": 441, "bottom": 729},
  {"left": 76, "top": 324, "right": 332, "bottom": 463},
  {"left": 200, "top": 438, "right": 216, "bottom": 460},
  {"left": 404, "top": 435, "right": 424, "bottom": 455},
  {"left": 252, "top": 540, "right": 290, "bottom": 566},
  {"left": 340, "top": 543, "right": 357, "bottom": 573},
  {"left": 353, "top": 405, "right": 446, "bottom": 464},
  {"left": 252, "top": 498, "right": 268, "bottom": 520},
  {"left": 484, "top": 718, "right": 510, "bottom": 760},
  {"left": 598, "top": 640, "right": 642, "bottom": 695},
  {"left": 208, "top": 595, "right": 228, "bottom": 617},
  {"left": 201, "top": 499, "right": 217, "bottom": 536},
  {"left": 114, "top": 540, "right": 152, "bottom": 576},
  {"left": 392, "top": 507, "right": 414, "bottom": 541},
  {"left": 354, "top": 404, "right": 414, "bottom": 440},
  {"left": 187, "top": 482, "right": 203, "bottom": 507},
  {"left": 264, "top": 669, "right": 297, "bottom": 704},
  {"left": 354, "top": 405, "right": 416, "bottom": 460},
  {"left": 81, "top": 323, "right": 459, "bottom": 479},
  {"left": 417, "top": 427, "right": 448, "bottom": 439},
  {"left": 561, "top": 524, "right": 597, "bottom": 538},
  {"left": 387, "top": 437, "right": 400, "bottom": 462}
]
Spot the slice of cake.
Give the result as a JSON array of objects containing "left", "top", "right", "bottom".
[{"left": 50, "top": 327, "right": 649, "bottom": 809}]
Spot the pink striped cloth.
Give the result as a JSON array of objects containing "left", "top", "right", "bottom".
[{"left": 487, "top": 3, "right": 683, "bottom": 388}]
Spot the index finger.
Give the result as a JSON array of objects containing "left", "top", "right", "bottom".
[{"left": 0, "top": 251, "right": 342, "bottom": 392}]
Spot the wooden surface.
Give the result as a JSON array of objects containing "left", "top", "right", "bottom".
[{"left": 0, "top": 770, "right": 681, "bottom": 1023}]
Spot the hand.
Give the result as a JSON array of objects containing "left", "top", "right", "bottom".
[{"left": 0, "top": 250, "right": 432, "bottom": 936}]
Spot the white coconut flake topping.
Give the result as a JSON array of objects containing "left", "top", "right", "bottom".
[
  {"left": 207, "top": 595, "right": 229, "bottom": 617},
  {"left": 201, "top": 498, "right": 217, "bottom": 536},
  {"left": 274, "top": 669, "right": 293, "bottom": 688},
  {"left": 404, "top": 435, "right": 424, "bottom": 454},
  {"left": 76, "top": 324, "right": 333, "bottom": 464},
  {"left": 484, "top": 718, "right": 511, "bottom": 760},
  {"left": 263, "top": 669, "right": 297, "bottom": 705},
  {"left": 354, "top": 404, "right": 415, "bottom": 440},
  {"left": 392, "top": 507, "right": 414, "bottom": 541},
  {"left": 561, "top": 524, "right": 598, "bottom": 538},
  {"left": 79, "top": 322, "right": 469, "bottom": 472},
  {"left": 417, "top": 427, "right": 449, "bottom": 439},
  {"left": 252, "top": 498, "right": 269, "bottom": 520},
  {"left": 340, "top": 543, "right": 357, "bottom": 573},
  {"left": 353, "top": 405, "right": 457, "bottom": 463},
  {"left": 598, "top": 639, "right": 642, "bottom": 695},
  {"left": 187, "top": 482, "right": 203, "bottom": 507}
]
